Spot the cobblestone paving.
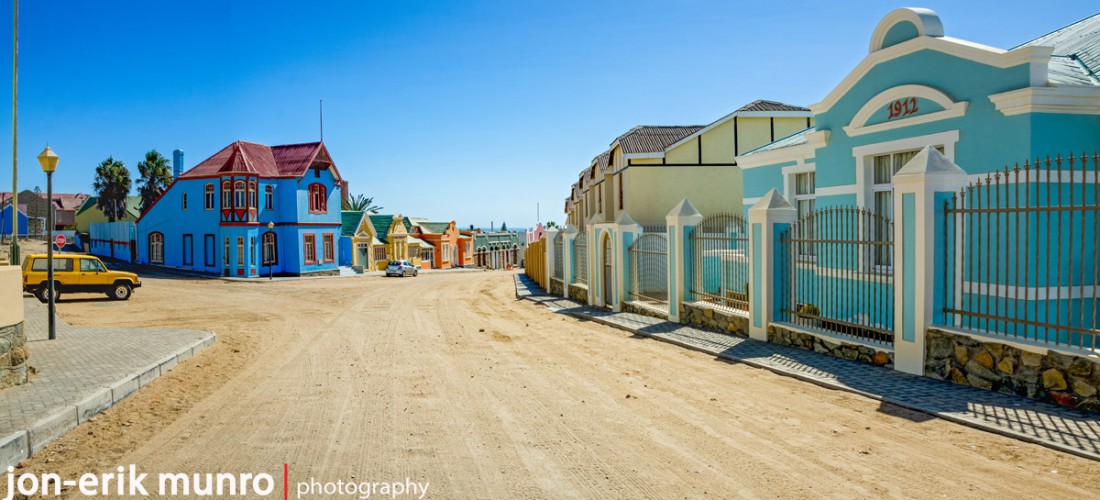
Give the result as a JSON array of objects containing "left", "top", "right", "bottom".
[
  {"left": 515, "top": 274, "right": 1100, "bottom": 461},
  {"left": 1, "top": 298, "right": 214, "bottom": 435}
]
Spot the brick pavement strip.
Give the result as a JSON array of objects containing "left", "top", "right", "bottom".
[
  {"left": 0, "top": 298, "right": 216, "bottom": 469},
  {"left": 514, "top": 274, "right": 1100, "bottom": 462}
]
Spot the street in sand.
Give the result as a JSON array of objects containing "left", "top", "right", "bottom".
[{"left": 9, "top": 270, "right": 1100, "bottom": 498}]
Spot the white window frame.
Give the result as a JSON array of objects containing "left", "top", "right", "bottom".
[{"left": 851, "top": 130, "right": 957, "bottom": 272}]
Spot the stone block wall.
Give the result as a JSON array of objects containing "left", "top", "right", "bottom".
[
  {"left": 0, "top": 322, "right": 28, "bottom": 388},
  {"left": 925, "top": 328, "right": 1100, "bottom": 414},
  {"left": 568, "top": 283, "right": 588, "bottom": 304},
  {"left": 549, "top": 278, "right": 564, "bottom": 296},
  {"left": 768, "top": 324, "right": 893, "bottom": 368},
  {"left": 622, "top": 301, "right": 669, "bottom": 320},
  {"left": 0, "top": 266, "right": 27, "bottom": 389},
  {"left": 679, "top": 303, "right": 748, "bottom": 337}
]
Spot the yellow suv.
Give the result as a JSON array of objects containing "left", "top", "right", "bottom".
[{"left": 22, "top": 254, "right": 141, "bottom": 303}]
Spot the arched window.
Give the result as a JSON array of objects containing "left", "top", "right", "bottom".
[
  {"left": 181, "top": 192, "right": 187, "bottom": 210},
  {"left": 204, "top": 184, "right": 215, "bottom": 210},
  {"left": 264, "top": 185, "right": 274, "bottom": 210},
  {"left": 308, "top": 184, "right": 327, "bottom": 213},
  {"left": 221, "top": 181, "right": 231, "bottom": 208},
  {"left": 149, "top": 232, "right": 164, "bottom": 264},
  {"left": 234, "top": 181, "right": 246, "bottom": 208},
  {"left": 263, "top": 231, "right": 277, "bottom": 265},
  {"left": 248, "top": 180, "right": 257, "bottom": 209}
]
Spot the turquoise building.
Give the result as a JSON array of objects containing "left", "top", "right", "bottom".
[
  {"left": 136, "top": 140, "right": 343, "bottom": 277},
  {"left": 741, "top": 7, "right": 1099, "bottom": 209},
  {"left": 738, "top": 7, "right": 1100, "bottom": 345}
]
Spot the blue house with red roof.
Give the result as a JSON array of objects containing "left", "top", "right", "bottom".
[{"left": 136, "top": 140, "right": 343, "bottom": 277}]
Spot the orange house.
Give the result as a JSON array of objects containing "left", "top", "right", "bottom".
[{"left": 411, "top": 220, "right": 465, "bottom": 269}]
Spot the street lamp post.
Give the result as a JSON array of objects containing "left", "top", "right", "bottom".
[
  {"left": 267, "top": 221, "right": 274, "bottom": 280},
  {"left": 37, "top": 145, "right": 57, "bottom": 340}
]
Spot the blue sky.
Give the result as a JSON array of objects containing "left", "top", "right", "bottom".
[{"left": 0, "top": 1, "right": 1096, "bottom": 228}]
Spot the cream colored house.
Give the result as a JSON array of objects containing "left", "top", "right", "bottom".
[{"left": 565, "top": 100, "right": 813, "bottom": 226}]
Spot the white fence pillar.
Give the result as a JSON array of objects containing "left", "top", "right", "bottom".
[
  {"left": 892, "top": 146, "right": 969, "bottom": 375},
  {"left": 748, "top": 190, "right": 797, "bottom": 342},
  {"left": 666, "top": 198, "right": 703, "bottom": 323}
]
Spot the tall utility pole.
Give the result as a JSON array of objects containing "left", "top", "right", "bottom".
[{"left": 9, "top": 0, "right": 18, "bottom": 263}]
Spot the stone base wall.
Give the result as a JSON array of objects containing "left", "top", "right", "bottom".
[
  {"left": 768, "top": 324, "right": 893, "bottom": 368},
  {"left": 925, "top": 328, "right": 1100, "bottom": 414},
  {"left": 0, "top": 322, "right": 28, "bottom": 389},
  {"left": 679, "top": 303, "right": 749, "bottom": 337},
  {"left": 568, "top": 283, "right": 588, "bottom": 304},
  {"left": 549, "top": 278, "right": 564, "bottom": 296},
  {"left": 301, "top": 269, "right": 340, "bottom": 278},
  {"left": 623, "top": 301, "right": 669, "bottom": 320}
]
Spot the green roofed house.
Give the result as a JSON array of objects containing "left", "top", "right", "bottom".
[
  {"left": 343, "top": 212, "right": 431, "bottom": 271},
  {"left": 74, "top": 195, "right": 142, "bottom": 234}
]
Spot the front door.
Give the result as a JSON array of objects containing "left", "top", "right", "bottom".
[{"left": 602, "top": 233, "right": 612, "bottom": 308}]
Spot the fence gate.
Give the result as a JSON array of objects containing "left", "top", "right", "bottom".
[
  {"left": 943, "top": 153, "right": 1100, "bottom": 351},
  {"left": 689, "top": 213, "right": 750, "bottom": 312},
  {"left": 779, "top": 207, "right": 895, "bottom": 345},
  {"left": 628, "top": 226, "right": 668, "bottom": 307},
  {"left": 552, "top": 232, "right": 564, "bottom": 280},
  {"left": 573, "top": 232, "right": 588, "bottom": 285}
]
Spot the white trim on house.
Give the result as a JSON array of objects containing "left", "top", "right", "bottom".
[
  {"left": 811, "top": 36, "right": 1053, "bottom": 115},
  {"left": 737, "top": 143, "right": 814, "bottom": 170},
  {"left": 868, "top": 7, "right": 944, "bottom": 54},
  {"left": 843, "top": 84, "right": 969, "bottom": 137},
  {"left": 850, "top": 130, "right": 960, "bottom": 208},
  {"left": 988, "top": 86, "right": 1100, "bottom": 116}
]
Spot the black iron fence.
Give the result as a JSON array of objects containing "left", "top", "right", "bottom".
[
  {"left": 944, "top": 153, "right": 1100, "bottom": 351},
  {"left": 689, "top": 213, "right": 750, "bottom": 312},
  {"left": 628, "top": 226, "right": 668, "bottom": 307},
  {"left": 573, "top": 232, "right": 588, "bottom": 285},
  {"left": 779, "top": 207, "right": 895, "bottom": 344}
]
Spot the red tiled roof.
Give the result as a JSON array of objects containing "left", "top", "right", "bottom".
[
  {"left": 178, "top": 141, "right": 341, "bottom": 180},
  {"left": 51, "top": 193, "right": 88, "bottom": 210}
]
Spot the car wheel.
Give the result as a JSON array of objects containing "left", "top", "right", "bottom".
[
  {"left": 36, "top": 282, "right": 59, "bottom": 303},
  {"left": 110, "top": 283, "right": 132, "bottom": 301},
  {"left": 413, "top": 270, "right": 418, "bottom": 277}
]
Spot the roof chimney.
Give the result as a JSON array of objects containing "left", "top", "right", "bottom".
[{"left": 173, "top": 149, "right": 185, "bottom": 178}]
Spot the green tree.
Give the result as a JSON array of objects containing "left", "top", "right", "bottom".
[
  {"left": 341, "top": 193, "right": 383, "bottom": 213},
  {"left": 500, "top": 221, "right": 507, "bottom": 231},
  {"left": 92, "top": 156, "right": 132, "bottom": 222},
  {"left": 545, "top": 221, "right": 559, "bottom": 229},
  {"left": 136, "top": 150, "right": 174, "bottom": 213}
]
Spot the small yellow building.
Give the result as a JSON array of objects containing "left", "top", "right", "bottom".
[
  {"left": 74, "top": 196, "right": 141, "bottom": 234},
  {"left": 566, "top": 100, "right": 814, "bottom": 226},
  {"left": 345, "top": 212, "right": 426, "bottom": 271}
]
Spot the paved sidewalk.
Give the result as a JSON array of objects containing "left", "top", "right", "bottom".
[
  {"left": 514, "top": 274, "right": 1100, "bottom": 461},
  {"left": 0, "top": 298, "right": 215, "bottom": 468}
]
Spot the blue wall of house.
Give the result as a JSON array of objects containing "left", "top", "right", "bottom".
[
  {"left": 136, "top": 167, "right": 342, "bottom": 276},
  {"left": 0, "top": 206, "right": 33, "bottom": 236}
]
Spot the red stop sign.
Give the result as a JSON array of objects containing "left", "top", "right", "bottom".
[{"left": 55, "top": 234, "right": 66, "bottom": 249}]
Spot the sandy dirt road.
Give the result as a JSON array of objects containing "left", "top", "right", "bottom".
[{"left": 11, "top": 270, "right": 1100, "bottom": 498}]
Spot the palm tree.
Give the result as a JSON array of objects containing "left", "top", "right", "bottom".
[
  {"left": 137, "top": 150, "right": 174, "bottom": 213},
  {"left": 341, "top": 193, "right": 382, "bottom": 213},
  {"left": 92, "top": 157, "right": 132, "bottom": 222}
]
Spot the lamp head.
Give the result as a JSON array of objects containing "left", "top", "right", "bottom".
[
  {"left": 267, "top": 222, "right": 274, "bottom": 229},
  {"left": 37, "top": 146, "right": 59, "bottom": 173}
]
